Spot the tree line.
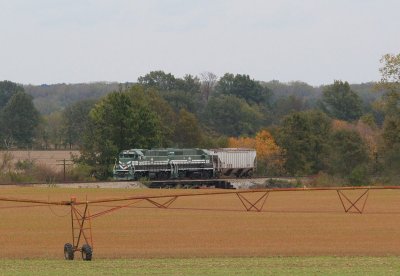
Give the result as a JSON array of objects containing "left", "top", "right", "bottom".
[{"left": 0, "top": 53, "right": 399, "bottom": 185}]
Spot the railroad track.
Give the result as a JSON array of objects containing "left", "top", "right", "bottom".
[{"left": 0, "top": 176, "right": 307, "bottom": 189}]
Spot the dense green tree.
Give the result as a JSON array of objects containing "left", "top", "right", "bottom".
[
  {"left": 0, "top": 92, "right": 40, "bottom": 148},
  {"left": 92, "top": 92, "right": 137, "bottom": 151},
  {"left": 381, "top": 116, "right": 400, "bottom": 178},
  {"left": 138, "top": 71, "right": 182, "bottom": 91},
  {"left": 319, "top": 81, "right": 362, "bottom": 121},
  {"left": 138, "top": 71, "right": 201, "bottom": 93},
  {"left": 127, "top": 85, "right": 176, "bottom": 147},
  {"left": 161, "top": 90, "right": 199, "bottom": 113},
  {"left": 382, "top": 116, "right": 400, "bottom": 151},
  {"left": 215, "top": 73, "right": 271, "bottom": 106},
  {"left": 174, "top": 109, "right": 203, "bottom": 147},
  {"left": 138, "top": 72, "right": 203, "bottom": 114},
  {"left": 0, "top": 81, "right": 28, "bottom": 148},
  {"left": 181, "top": 74, "right": 201, "bottom": 94},
  {"left": 276, "top": 110, "right": 331, "bottom": 175},
  {"left": 79, "top": 90, "right": 163, "bottom": 178},
  {"left": 131, "top": 105, "right": 162, "bottom": 148},
  {"left": 0, "top": 80, "right": 24, "bottom": 109},
  {"left": 203, "top": 95, "right": 263, "bottom": 137},
  {"left": 326, "top": 129, "right": 370, "bottom": 185}
]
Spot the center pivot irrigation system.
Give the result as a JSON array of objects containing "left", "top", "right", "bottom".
[{"left": 1, "top": 185, "right": 400, "bottom": 261}]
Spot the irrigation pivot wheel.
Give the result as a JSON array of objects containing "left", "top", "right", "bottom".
[
  {"left": 64, "top": 243, "right": 74, "bottom": 260},
  {"left": 81, "top": 244, "right": 93, "bottom": 261}
]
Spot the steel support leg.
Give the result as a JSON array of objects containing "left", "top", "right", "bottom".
[
  {"left": 146, "top": 196, "right": 178, "bottom": 209},
  {"left": 337, "top": 189, "right": 370, "bottom": 214},
  {"left": 236, "top": 192, "right": 269, "bottom": 212},
  {"left": 70, "top": 202, "right": 93, "bottom": 251}
]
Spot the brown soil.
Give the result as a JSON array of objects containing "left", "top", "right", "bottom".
[{"left": 1, "top": 187, "right": 400, "bottom": 259}]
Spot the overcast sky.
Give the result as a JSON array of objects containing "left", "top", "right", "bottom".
[{"left": 0, "top": 0, "right": 399, "bottom": 86}]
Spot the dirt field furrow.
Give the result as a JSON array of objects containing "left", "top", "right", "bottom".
[{"left": 1, "top": 187, "right": 400, "bottom": 258}]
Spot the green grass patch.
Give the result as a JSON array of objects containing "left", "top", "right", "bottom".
[{"left": 0, "top": 256, "right": 399, "bottom": 276}]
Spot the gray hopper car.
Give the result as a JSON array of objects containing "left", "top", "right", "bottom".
[{"left": 210, "top": 148, "right": 257, "bottom": 177}]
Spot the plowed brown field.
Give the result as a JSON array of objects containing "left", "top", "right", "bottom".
[
  {"left": 1, "top": 150, "right": 79, "bottom": 171},
  {"left": 1, "top": 187, "right": 400, "bottom": 259}
]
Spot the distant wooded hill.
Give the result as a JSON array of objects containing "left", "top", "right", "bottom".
[
  {"left": 24, "top": 82, "right": 122, "bottom": 114},
  {"left": 24, "top": 81, "right": 380, "bottom": 115}
]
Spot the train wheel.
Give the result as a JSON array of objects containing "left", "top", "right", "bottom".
[
  {"left": 64, "top": 243, "right": 74, "bottom": 260},
  {"left": 81, "top": 244, "right": 92, "bottom": 261}
]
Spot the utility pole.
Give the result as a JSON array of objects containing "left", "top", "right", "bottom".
[{"left": 56, "top": 159, "right": 73, "bottom": 182}]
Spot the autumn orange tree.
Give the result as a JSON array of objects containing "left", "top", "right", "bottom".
[{"left": 228, "top": 130, "right": 285, "bottom": 175}]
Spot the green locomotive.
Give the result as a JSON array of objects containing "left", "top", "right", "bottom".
[{"left": 113, "top": 148, "right": 215, "bottom": 180}]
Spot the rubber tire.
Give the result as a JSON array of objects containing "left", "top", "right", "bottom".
[
  {"left": 64, "top": 243, "right": 74, "bottom": 260},
  {"left": 81, "top": 244, "right": 92, "bottom": 261}
]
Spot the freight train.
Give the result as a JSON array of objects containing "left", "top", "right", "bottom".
[{"left": 113, "top": 148, "right": 256, "bottom": 180}]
